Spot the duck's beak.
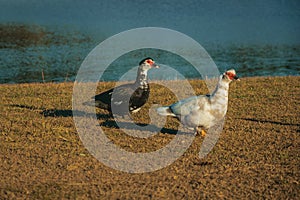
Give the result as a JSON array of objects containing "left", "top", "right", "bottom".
[
  {"left": 234, "top": 75, "right": 240, "bottom": 81},
  {"left": 152, "top": 63, "right": 160, "bottom": 68}
]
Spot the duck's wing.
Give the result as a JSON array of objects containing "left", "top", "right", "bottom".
[
  {"left": 94, "top": 83, "right": 134, "bottom": 109},
  {"left": 170, "top": 95, "right": 210, "bottom": 116},
  {"left": 94, "top": 82, "right": 150, "bottom": 114},
  {"left": 110, "top": 84, "right": 136, "bottom": 106}
]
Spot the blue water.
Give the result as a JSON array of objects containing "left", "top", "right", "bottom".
[
  {"left": 0, "top": 24, "right": 299, "bottom": 84},
  {"left": 1, "top": 1, "right": 299, "bottom": 83},
  {"left": 1, "top": 32, "right": 299, "bottom": 84}
]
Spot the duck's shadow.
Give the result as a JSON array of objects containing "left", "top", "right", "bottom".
[
  {"left": 99, "top": 118, "right": 178, "bottom": 135},
  {"left": 238, "top": 117, "right": 300, "bottom": 127},
  {"left": 10, "top": 104, "right": 178, "bottom": 135}
]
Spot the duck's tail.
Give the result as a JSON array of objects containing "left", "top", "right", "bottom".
[
  {"left": 156, "top": 106, "right": 176, "bottom": 117},
  {"left": 83, "top": 99, "right": 109, "bottom": 110}
]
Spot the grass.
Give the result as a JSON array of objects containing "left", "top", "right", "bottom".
[{"left": 0, "top": 76, "right": 299, "bottom": 199}]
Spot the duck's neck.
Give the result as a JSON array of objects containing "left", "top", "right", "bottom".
[
  {"left": 135, "top": 68, "right": 149, "bottom": 89},
  {"left": 210, "top": 76, "right": 230, "bottom": 116},
  {"left": 212, "top": 78, "right": 229, "bottom": 98}
]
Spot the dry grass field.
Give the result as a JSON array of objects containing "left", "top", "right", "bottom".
[{"left": 0, "top": 76, "right": 299, "bottom": 199}]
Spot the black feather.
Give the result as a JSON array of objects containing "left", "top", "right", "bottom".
[{"left": 94, "top": 83, "right": 150, "bottom": 115}]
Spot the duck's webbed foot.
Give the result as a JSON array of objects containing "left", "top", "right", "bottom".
[{"left": 195, "top": 127, "right": 206, "bottom": 137}]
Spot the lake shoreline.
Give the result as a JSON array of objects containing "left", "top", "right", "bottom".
[{"left": 0, "top": 75, "right": 299, "bottom": 86}]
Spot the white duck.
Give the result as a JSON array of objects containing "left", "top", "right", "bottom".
[{"left": 157, "top": 69, "right": 240, "bottom": 136}]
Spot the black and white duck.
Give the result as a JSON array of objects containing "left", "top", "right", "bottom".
[{"left": 93, "top": 57, "right": 159, "bottom": 115}]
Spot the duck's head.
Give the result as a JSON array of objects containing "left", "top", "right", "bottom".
[
  {"left": 222, "top": 69, "right": 240, "bottom": 82},
  {"left": 139, "top": 57, "right": 159, "bottom": 71}
]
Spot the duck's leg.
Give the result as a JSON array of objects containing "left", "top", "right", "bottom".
[
  {"left": 195, "top": 127, "right": 206, "bottom": 137},
  {"left": 200, "top": 130, "right": 206, "bottom": 137}
]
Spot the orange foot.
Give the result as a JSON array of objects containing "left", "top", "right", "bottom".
[
  {"left": 201, "top": 130, "right": 206, "bottom": 137},
  {"left": 195, "top": 127, "right": 206, "bottom": 137}
]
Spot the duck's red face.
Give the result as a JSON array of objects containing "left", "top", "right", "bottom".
[
  {"left": 225, "top": 69, "right": 240, "bottom": 81},
  {"left": 226, "top": 72, "right": 236, "bottom": 80},
  {"left": 146, "top": 59, "right": 154, "bottom": 65},
  {"left": 145, "top": 59, "right": 159, "bottom": 68}
]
